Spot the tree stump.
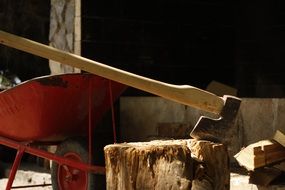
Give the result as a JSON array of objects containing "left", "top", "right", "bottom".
[
  {"left": 190, "top": 140, "right": 230, "bottom": 190},
  {"left": 104, "top": 139, "right": 230, "bottom": 190},
  {"left": 104, "top": 140, "right": 192, "bottom": 190}
]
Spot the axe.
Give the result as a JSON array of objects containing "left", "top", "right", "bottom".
[{"left": 0, "top": 30, "right": 241, "bottom": 143}]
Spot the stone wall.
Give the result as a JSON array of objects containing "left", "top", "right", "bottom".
[
  {"left": 119, "top": 97, "right": 285, "bottom": 163},
  {"left": 238, "top": 99, "right": 285, "bottom": 145},
  {"left": 119, "top": 97, "right": 212, "bottom": 142},
  {"left": 49, "top": 0, "right": 81, "bottom": 74}
]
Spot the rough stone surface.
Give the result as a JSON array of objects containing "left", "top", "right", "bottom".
[
  {"left": 237, "top": 98, "right": 283, "bottom": 146},
  {"left": 49, "top": 0, "right": 80, "bottom": 74},
  {"left": 119, "top": 97, "right": 216, "bottom": 142},
  {"left": 120, "top": 97, "right": 285, "bottom": 163}
]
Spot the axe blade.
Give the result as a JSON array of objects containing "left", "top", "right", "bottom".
[{"left": 190, "top": 95, "right": 241, "bottom": 143}]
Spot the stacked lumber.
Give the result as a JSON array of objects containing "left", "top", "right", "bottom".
[
  {"left": 234, "top": 130, "right": 285, "bottom": 187},
  {"left": 234, "top": 139, "right": 285, "bottom": 171}
]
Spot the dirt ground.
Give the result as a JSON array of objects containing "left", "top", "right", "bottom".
[
  {"left": 0, "top": 161, "right": 272, "bottom": 190},
  {"left": 0, "top": 166, "right": 258, "bottom": 190},
  {"left": 0, "top": 171, "right": 257, "bottom": 190},
  {"left": 0, "top": 161, "right": 52, "bottom": 190},
  {"left": 0, "top": 171, "right": 51, "bottom": 190}
]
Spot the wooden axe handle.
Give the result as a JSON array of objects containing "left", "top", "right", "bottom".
[{"left": 0, "top": 30, "right": 224, "bottom": 114}]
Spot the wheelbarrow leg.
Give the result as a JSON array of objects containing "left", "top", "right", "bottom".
[
  {"left": 88, "top": 77, "right": 93, "bottom": 164},
  {"left": 6, "top": 147, "right": 25, "bottom": 190}
]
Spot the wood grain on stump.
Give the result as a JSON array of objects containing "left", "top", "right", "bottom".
[
  {"left": 104, "top": 140, "right": 192, "bottom": 190},
  {"left": 190, "top": 140, "right": 230, "bottom": 190}
]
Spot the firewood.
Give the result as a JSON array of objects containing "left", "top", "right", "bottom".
[
  {"left": 273, "top": 130, "right": 285, "bottom": 147},
  {"left": 234, "top": 140, "right": 285, "bottom": 171},
  {"left": 190, "top": 140, "right": 230, "bottom": 190},
  {"left": 249, "top": 167, "right": 282, "bottom": 186}
]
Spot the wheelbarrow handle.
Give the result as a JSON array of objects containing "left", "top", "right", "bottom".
[{"left": 0, "top": 30, "right": 224, "bottom": 115}]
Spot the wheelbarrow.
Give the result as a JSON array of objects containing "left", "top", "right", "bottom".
[
  {"left": 0, "top": 30, "right": 241, "bottom": 189},
  {"left": 0, "top": 73, "right": 126, "bottom": 189}
]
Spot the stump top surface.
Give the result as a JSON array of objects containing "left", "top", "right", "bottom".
[{"left": 104, "top": 139, "right": 191, "bottom": 149}]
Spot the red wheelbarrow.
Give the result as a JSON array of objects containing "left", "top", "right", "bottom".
[
  {"left": 0, "top": 30, "right": 230, "bottom": 190},
  {"left": 0, "top": 73, "right": 126, "bottom": 190}
]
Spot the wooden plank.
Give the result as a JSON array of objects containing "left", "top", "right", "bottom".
[
  {"left": 206, "top": 80, "right": 237, "bottom": 96},
  {"left": 273, "top": 130, "right": 285, "bottom": 148},
  {"left": 234, "top": 140, "right": 285, "bottom": 171},
  {"left": 249, "top": 167, "right": 282, "bottom": 186}
]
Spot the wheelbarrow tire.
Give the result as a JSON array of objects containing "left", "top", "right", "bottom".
[{"left": 51, "top": 137, "right": 103, "bottom": 190}]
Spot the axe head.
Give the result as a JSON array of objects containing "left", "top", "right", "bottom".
[{"left": 190, "top": 95, "right": 241, "bottom": 144}]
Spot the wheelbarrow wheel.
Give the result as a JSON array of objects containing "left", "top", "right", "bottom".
[{"left": 51, "top": 137, "right": 101, "bottom": 190}]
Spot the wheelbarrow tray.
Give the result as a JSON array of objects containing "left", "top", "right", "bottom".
[{"left": 0, "top": 73, "right": 126, "bottom": 142}]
